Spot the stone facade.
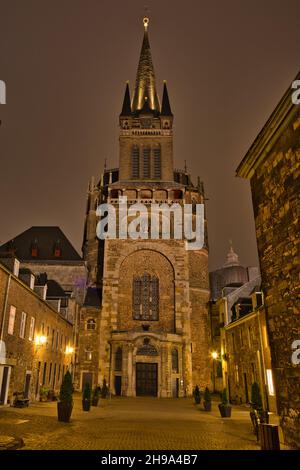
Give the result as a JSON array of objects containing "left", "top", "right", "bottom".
[
  {"left": 236, "top": 73, "right": 300, "bottom": 448},
  {"left": 80, "top": 18, "right": 211, "bottom": 397},
  {"left": 222, "top": 304, "right": 277, "bottom": 413},
  {"left": 0, "top": 262, "right": 74, "bottom": 405}
]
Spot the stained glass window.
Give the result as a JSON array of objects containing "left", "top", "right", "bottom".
[{"left": 133, "top": 273, "right": 159, "bottom": 320}]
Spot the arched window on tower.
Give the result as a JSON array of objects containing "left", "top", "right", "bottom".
[
  {"left": 143, "top": 147, "right": 151, "bottom": 178},
  {"left": 115, "top": 347, "right": 123, "bottom": 371},
  {"left": 172, "top": 349, "right": 179, "bottom": 373},
  {"left": 131, "top": 145, "right": 140, "bottom": 178},
  {"left": 153, "top": 146, "right": 161, "bottom": 179},
  {"left": 133, "top": 273, "right": 159, "bottom": 321}
]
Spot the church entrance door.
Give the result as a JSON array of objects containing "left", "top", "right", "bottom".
[{"left": 136, "top": 363, "right": 157, "bottom": 397}]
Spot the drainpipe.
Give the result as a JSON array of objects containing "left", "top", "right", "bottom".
[
  {"left": 0, "top": 273, "right": 11, "bottom": 342},
  {"left": 257, "top": 310, "right": 270, "bottom": 411}
]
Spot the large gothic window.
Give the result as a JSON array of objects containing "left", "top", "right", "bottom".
[
  {"left": 115, "top": 347, "right": 123, "bottom": 371},
  {"left": 131, "top": 145, "right": 140, "bottom": 178},
  {"left": 133, "top": 273, "right": 159, "bottom": 320},
  {"left": 153, "top": 147, "right": 161, "bottom": 179}
]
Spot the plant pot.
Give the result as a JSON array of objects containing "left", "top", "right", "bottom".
[
  {"left": 82, "top": 399, "right": 91, "bottom": 411},
  {"left": 204, "top": 401, "right": 212, "bottom": 411},
  {"left": 218, "top": 403, "right": 232, "bottom": 417},
  {"left": 57, "top": 401, "right": 73, "bottom": 422},
  {"left": 92, "top": 397, "right": 99, "bottom": 407}
]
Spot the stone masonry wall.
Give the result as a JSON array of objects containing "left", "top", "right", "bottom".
[{"left": 250, "top": 113, "right": 300, "bottom": 447}]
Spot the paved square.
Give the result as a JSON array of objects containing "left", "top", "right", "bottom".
[{"left": 0, "top": 395, "right": 260, "bottom": 450}]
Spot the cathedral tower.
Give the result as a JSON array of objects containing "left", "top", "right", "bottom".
[{"left": 79, "top": 18, "right": 211, "bottom": 397}]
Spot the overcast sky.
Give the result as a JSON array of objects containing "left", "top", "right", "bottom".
[{"left": 0, "top": 0, "right": 299, "bottom": 270}]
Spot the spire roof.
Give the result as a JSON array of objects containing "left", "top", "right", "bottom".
[
  {"left": 120, "top": 82, "right": 132, "bottom": 116},
  {"left": 131, "top": 17, "right": 160, "bottom": 114},
  {"left": 161, "top": 81, "right": 173, "bottom": 116},
  {"left": 223, "top": 241, "right": 240, "bottom": 267}
]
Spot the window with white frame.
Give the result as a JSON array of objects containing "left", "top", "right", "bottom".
[
  {"left": 7, "top": 305, "right": 16, "bottom": 335},
  {"left": 19, "top": 312, "right": 27, "bottom": 339},
  {"left": 28, "top": 316, "right": 35, "bottom": 341}
]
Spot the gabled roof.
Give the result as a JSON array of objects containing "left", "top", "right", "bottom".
[
  {"left": 0, "top": 226, "right": 82, "bottom": 262},
  {"left": 83, "top": 286, "right": 102, "bottom": 308},
  {"left": 46, "top": 279, "right": 68, "bottom": 299}
]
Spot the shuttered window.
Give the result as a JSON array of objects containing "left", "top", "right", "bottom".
[{"left": 131, "top": 145, "right": 140, "bottom": 178}]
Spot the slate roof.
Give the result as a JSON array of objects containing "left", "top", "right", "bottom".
[
  {"left": 46, "top": 279, "right": 68, "bottom": 299},
  {"left": 0, "top": 226, "right": 82, "bottom": 262},
  {"left": 83, "top": 287, "right": 102, "bottom": 308}
]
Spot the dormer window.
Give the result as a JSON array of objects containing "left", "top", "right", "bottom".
[
  {"left": 31, "top": 239, "right": 38, "bottom": 258},
  {"left": 54, "top": 240, "right": 61, "bottom": 258}
]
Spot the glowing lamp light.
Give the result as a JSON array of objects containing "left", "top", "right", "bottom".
[
  {"left": 211, "top": 351, "right": 219, "bottom": 360},
  {"left": 65, "top": 346, "right": 74, "bottom": 355},
  {"left": 35, "top": 335, "right": 47, "bottom": 346}
]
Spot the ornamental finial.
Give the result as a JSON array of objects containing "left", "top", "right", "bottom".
[{"left": 143, "top": 16, "right": 149, "bottom": 30}]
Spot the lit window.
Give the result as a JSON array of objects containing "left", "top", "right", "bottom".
[
  {"left": 19, "top": 312, "right": 27, "bottom": 339},
  {"left": 85, "top": 350, "right": 92, "bottom": 361},
  {"left": 266, "top": 369, "right": 275, "bottom": 396},
  {"left": 7, "top": 305, "right": 16, "bottom": 335},
  {"left": 28, "top": 317, "right": 35, "bottom": 341}
]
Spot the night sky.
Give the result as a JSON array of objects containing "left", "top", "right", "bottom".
[{"left": 0, "top": 0, "right": 299, "bottom": 270}]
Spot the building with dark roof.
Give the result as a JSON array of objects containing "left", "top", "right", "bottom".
[
  {"left": 0, "top": 226, "right": 86, "bottom": 306},
  {"left": 236, "top": 70, "right": 300, "bottom": 448}
]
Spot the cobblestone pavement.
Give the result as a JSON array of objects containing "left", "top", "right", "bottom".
[{"left": 0, "top": 395, "right": 260, "bottom": 450}]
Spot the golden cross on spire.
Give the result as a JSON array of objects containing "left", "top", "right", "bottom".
[{"left": 143, "top": 5, "right": 150, "bottom": 30}]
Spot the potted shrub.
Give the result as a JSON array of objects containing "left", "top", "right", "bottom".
[
  {"left": 218, "top": 388, "right": 232, "bottom": 417},
  {"left": 57, "top": 371, "right": 73, "bottom": 422},
  {"left": 250, "top": 382, "right": 268, "bottom": 423},
  {"left": 92, "top": 386, "right": 101, "bottom": 407},
  {"left": 39, "top": 386, "right": 49, "bottom": 402},
  {"left": 203, "top": 387, "right": 212, "bottom": 411},
  {"left": 101, "top": 379, "right": 109, "bottom": 399},
  {"left": 82, "top": 382, "right": 91, "bottom": 411},
  {"left": 193, "top": 385, "right": 201, "bottom": 405}
]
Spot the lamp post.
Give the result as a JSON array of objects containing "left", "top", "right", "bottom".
[{"left": 65, "top": 345, "right": 74, "bottom": 380}]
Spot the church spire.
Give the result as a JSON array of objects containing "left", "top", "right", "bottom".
[
  {"left": 120, "top": 81, "right": 131, "bottom": 116},
  {"left": 131, "top": 17, "right": 160, "bottom": 114},
  {"left": 161, "top": 81, "right": 172, "bottom": 116}
]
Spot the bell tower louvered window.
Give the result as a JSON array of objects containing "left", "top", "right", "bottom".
[
  {"left": 153, "top": 147, "right": 161, "bottom": 179},
  {"left": 133, "top": 273, "right": 159, "bottom": 320},
  {"left": 131, "top": 145, "right": 140, "bottom": 178},
  {"left": 143, "top": 147, "right": 151, "bottom": 178}
]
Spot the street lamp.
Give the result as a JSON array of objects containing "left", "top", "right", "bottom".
[{"left": 35, "top": 335, "right": 47, "bottom": 347}]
